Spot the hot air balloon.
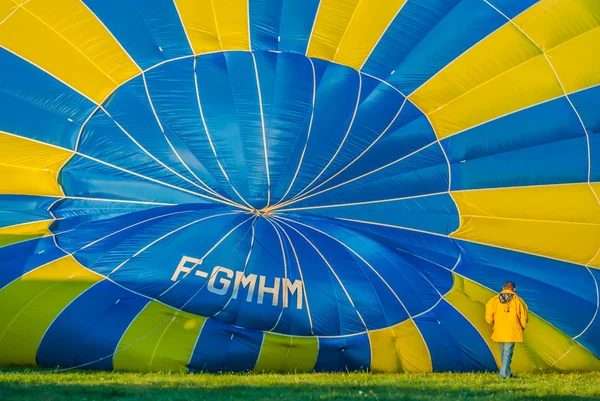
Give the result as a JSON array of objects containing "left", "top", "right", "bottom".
[{"left": 0, "top": 0, "right": 599, "bottom": 373}]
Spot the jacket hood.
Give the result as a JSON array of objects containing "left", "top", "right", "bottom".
[{"left": 499, "top": 290, "right": 516, "bottom": 304}]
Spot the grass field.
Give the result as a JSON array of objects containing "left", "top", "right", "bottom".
[{"left": 1, "top": 369, "right": 599, "bottom": 401}]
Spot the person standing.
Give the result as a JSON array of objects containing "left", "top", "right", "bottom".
[{"left": 485, "top": 281, "right": 528, "bottom": 379}]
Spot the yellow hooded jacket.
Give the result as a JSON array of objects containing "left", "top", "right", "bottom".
[{"left": 485, "top": 289, "right": 529, "bottom": 343}]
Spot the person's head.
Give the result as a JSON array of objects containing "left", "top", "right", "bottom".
[{"left": 503, "top": 281, "right": 516, "bottom": 291}]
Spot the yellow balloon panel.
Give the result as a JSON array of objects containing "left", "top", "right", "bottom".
[
  {"left": 451, "top": 184, "right": 600, "bottom": 265},
  {"left": 114, "top": 301, "right": 204, "bottom": 372},
  {"left": 513, "top": 0, "right": 600, "bottom": 51},
  {"left": 0, "top": 132, "right": 72, "bottom": 196},
  {"left": 307, "top": 0, "right": 360, "bottom": 61},
  {"left": 333, "top": 0, "right": 407, "bottom": 70},
  {"left": 253, "top": 333, "right": 318, "bottom": 373},
  {"left": 368, "top": 319, "right": 432, "bottom": 373},
  {"left": 174, "top": 0, "right": 250, "bottom": 55},
  {"left": 0, "top": 220, "right": 53, "bottom": 248},
  {"left": 0, "top": 0, "right": 139, "bottom": 103},
  {"left": 0, "top": 256, "right": 101, "bottom": 365}
]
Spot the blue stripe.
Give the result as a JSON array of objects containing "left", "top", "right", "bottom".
[
  {"left": 387, "top": 0, "right": 508, "bottom": 94},
  {"left": 487, "top": 0, "right": 539, "bottom": 18},
  {"left": 278, "top": 0, "right": 320, "bottom": 54},
  {"left": 83, "top": 0, "right": 166, "bottom": 70},
  {"left": 454, "top": 240, "right": 597, "bottom": 339},
  {"left": 250, "top": 0, "right": 283, "bottom": 51},
  {"left": 37, "top": 280, "right": 149, "bottom": 370},
  {"left": 570, "top": 84, "right": 600, "bottom": 182},
  {"left": 59, "top": 154, "right": 205, "bottom": 204},
  {"left": 256, "top": 52, "right": 315, "bottom": 204},
  {"left": 414, "top": 300, "right": 496, "bottom": 372},
  {"left": 0, "top": 48, "right": 95, "bottom": 149},
  {"left": 292, "top": 144, "right": 449, "bottom": 208},
  {"left": 0, "top": 237, "right": 66, "bottom": 289},
  {"left": 444, "top": 96, "right": 588, "bottom": 190},
  {"left": 362, "top": 0, "right": 461, "bottom": 78},
  {"left": 322, "top": 100, "right": 436, "bottom": 189},
  {"left": 189, "top": 318, "right": 262, "bottom": 372},
  {"left": 315, "top": 334, "right": 371, "bottom": 372},
  {"left": 0, "top": 195, "right": 55, "bottom": 229}
]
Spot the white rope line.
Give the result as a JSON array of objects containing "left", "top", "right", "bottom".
[
  {"left": 192, "top": 56, "right": 254, "bottom": 209},
  {"left": 140, "top": 72, "right": 239, "bottom": 204},
  {"left": 251, "top": 52, "right": 271, "bottom": 207},
  {"left": 273, "top": 217, "right": 369, "bottom": 332},
  {"left": 282, "top": 70, "right": 363, "bottom": 204},
  {"left": 263, "top": 217, "right": 289, "bottom": 332},
  {"left": 274, "top": 95, "right": 408, "bottom": 206},
  {"left": 276, "top": 57, "right": 317, "bottom": 205},
  {"left": 266, "top": 217, "right": 315, "bottom": 335},
  {"left": 269, "top": 141, "right": 438, "bottom": 210}
]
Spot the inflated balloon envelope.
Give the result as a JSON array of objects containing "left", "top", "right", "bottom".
[{"left": 0, "top": 0, "right": 599, "bottom": 373}]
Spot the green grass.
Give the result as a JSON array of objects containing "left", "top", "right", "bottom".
[{"left": 1, "top": 369, "right": 599, "bottom": 401}]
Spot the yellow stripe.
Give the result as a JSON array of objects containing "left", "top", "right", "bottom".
[
  {"left": 253, "top": 333, "right": 318, "bottom": 372},
  {"left": 448, "top": 274, "right": 600, "bottom": 371},
  {"left": 306, "top": 0, "right": 360, "bottom": 61},
  {"left": 0, "top": 255, "right": 101, "bottom": 365},
  {"left": 368, "top": 319, "right": 431, "bottom": 372},
  {"left": 410, "top": 0, "right": 600, "bottom": 139},
  {"left": 0, "top": 132, "right": 72, "bottom": 196},
  {"left": 0, "top": 0, "right": 139, "bottom": 103},
  {"left": 114, "top": 301, "right": 205, "bottom": 372},
  {"left": 174, "top": 0, "right": 249, "bottom": 55},
  {"left": 0, "top": 220, "right": 53, "bottom": 248},
  {"left": 513, "top": 0, "right": 600, "bottom": 51},
  {"left": 451, "top": 184, "right": 600, "bottom": 266},
  {"left": 0, "top": 0, "right": 16, "bottom": 21},
  {"left": 514, "top": 0, "right": 600, "bottom": 94},
  {"left": 332, "top": 0, "right": 407, "bottom": 70}
]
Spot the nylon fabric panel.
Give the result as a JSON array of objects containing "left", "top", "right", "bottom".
[
  {"left": 368, "top": 319, "right": 432, "bottom": 373},
  {"left": 413, "top": 301, "right": 496, "bottom": 372},
  {"left": 0, "top": 0, "right": 16, "bottom": 21},
  {"left": 386, "top": 0, "right": 509, "bottom": 94},
  {"left": 361, "top": 0, "right": 461, "bottom": 79},
  {"left": 332, "top": 0, "right": 407, "bottom": 70},
  {"left": 306, "top": 0, "right": 360, "bottom": 61},
  {"left": 314, "top": 334, "right": 370, "bottom": 372},
  {"left": 0, "top": 47, "right": 95, "bottom": 149},
  {"left": 37, "top": 280, "right": 149, "bottom": 370},
  {"left": 451, "top": 184, "right": 600, "bottom": 266},
  {"left": 0, "top": 0, "right": 140, "bottom": 103},
  {"left": 0, "top": 132, "right": 73, "bottom": 196},
  {"left": 0, "top": 255, "right": 101, "bottom": 365},
  {"left": 189, "top": 318, "right": 262, "bottom": 372},
  {"left": 0, "top": 237, "right": 66, "bottom": 290},
  {"left": 174, "top": 0, "right": 249, "bottom": 54},
  {"left": 0, "top": 195, "right": 55, "bottom": 229},
  {"left": 277, "top": 0, "right": 319, "bottom": 54},
  {"left": 114, "top": 301, "right": 205, "bottom": 372},
  {"left": 82, "top": 0, "right": 168, "bottom": 70},
  {"left": 249, "top": 0, "right": 282, "bottom": 51},
  {"left": 443, "top": 96, "right": 588, "bottom": 190},
  {"left": 253, "top": 333, "right": 318, "bottom": 372},
  {"left": 0, "top": 220, "right": 52, "bottom": 248},
  {"left": 512, "top": 0, "right": 600, "bottom": 94}
]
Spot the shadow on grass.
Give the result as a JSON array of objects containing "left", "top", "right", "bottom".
[{"left": 0, "top": 376, "right": 597, "bottom": 401}]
